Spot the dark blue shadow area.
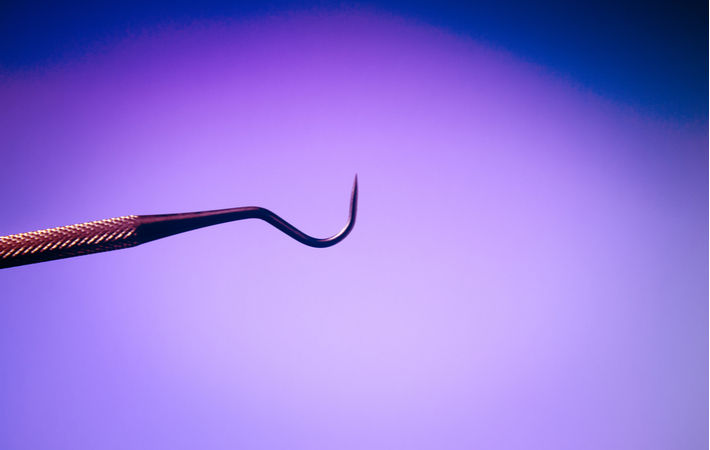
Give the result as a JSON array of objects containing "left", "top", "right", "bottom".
[{"left": 0, "top": 0, "right": 706, "bottom": 121}]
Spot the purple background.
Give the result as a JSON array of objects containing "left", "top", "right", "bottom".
[{"left": 0, "top": 9, "right": 707, "bottom": 450}]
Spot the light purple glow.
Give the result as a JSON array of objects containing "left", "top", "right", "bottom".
[{"left": 0, "top": 12, "right": 706, "bottom": 449}]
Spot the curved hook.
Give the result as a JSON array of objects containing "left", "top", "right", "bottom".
[
  {"left": 250, "top": 175, "right": 358, "bottom": 248},
  {"left": 136, "top": 175, "right": 359, "bottom": 248}
]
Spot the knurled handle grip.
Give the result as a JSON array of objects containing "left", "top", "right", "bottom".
[{"left": 0, "top": 215, "right": 140, "bottom": 269}]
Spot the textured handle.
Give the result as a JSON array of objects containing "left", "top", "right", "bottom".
[{"left": 0, "top": 216, "right": 140, "bottom": 269}]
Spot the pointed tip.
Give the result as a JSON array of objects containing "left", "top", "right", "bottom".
[{"left": 350, "top": 174, "right": 358, "bottom": 219}]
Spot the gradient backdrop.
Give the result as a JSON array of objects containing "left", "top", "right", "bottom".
[{"left": 0, "top": 2, "right": 707, "bottom": 449}]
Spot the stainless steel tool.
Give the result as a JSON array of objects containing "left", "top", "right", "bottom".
[{"left": 0, "top": 176, "right": 358, "bottom": 269}]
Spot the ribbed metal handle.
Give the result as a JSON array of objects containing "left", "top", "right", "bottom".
[{"left": 0, "top": 216, "right": 140, "bottom": 269}]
